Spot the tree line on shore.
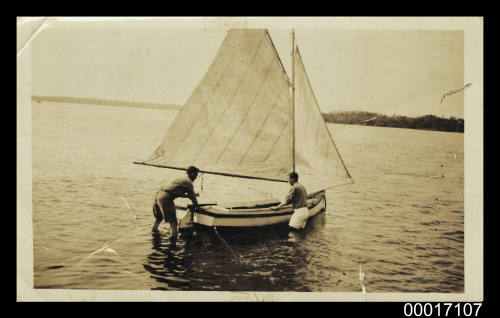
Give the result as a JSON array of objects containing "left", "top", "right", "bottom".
[{"left": 322, "top": 111, "right": 464, "bottom": 133}]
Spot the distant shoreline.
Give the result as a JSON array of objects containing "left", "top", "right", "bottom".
[
  {"left": 322, "top": 111, "right": 464, "bottom": 133},
  {"left": 31, "top": 95, "right": 182, "bottom": 111},
  {"left": 31, "top": 96, "right": 464, "bottom": 133}
]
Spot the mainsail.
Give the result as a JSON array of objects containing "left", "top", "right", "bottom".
[
  {"left": 138, "top": 29, "right": 352, "bottom": 187},
  {"left": 143, "top": 29, "right": 292, "bottom": 182}
]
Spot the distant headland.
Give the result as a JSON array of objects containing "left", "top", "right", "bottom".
[
  {"left": 322, "top": 111, "right": 464, "bottom": 133},
  {"left": 31, "top": 97, "right": 464, "bottom": 133},
  {"left": 31, "top": 95, "right": 182, "bottom": 111}
]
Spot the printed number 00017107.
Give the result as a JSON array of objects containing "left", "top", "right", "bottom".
[{"left": 404, "top": 303, "right": 483, "bottom": 317}]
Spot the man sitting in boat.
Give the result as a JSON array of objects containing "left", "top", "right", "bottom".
[
  {"left": 272, "top": 172, "right": 309, "bottom": 229},
  {"left": 273, "top": 172, "right": 308, "bottom": 209},
  {"left": 153, "top": 166, "right": 200, "bottom": 238}
]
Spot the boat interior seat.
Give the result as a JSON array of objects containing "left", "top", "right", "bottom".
[{"left": 217, "top": 198, "right": 281, "bottom": 209}]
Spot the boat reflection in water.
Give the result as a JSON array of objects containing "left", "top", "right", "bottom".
[{"left": 143, "top": 213, "right": 326, "bottom": 291}]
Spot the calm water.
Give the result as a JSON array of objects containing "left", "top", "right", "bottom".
[{"left": 32, "top": 102, "right": 464, "bottom": 292}]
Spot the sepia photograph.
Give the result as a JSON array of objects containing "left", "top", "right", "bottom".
[{"left": 17, "top": 17, "right": 483, "bottom": 302}]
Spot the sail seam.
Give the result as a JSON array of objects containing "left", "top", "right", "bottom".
[
  {"left": 297, "top": 68, "right": 314, "bottom": 171},
  {"left": 238, "top": 81, "right": 287, "bottom": 165},
  {"left": 262, "top": 111, "right": 290, "bottom": 165},
  {"left": 191, "top": 31, "right": 267, "bottom": 164},
  {"left": 272, "top": 121, "right": 292, "bottom": 177},
  {"left": 237, "top": 94, "right": 280, "bottom": 165},
  {"left": 296, "top": 48, "right": 352, "bottom": 179},
  {"left": 145, "top": 30, "right": 352, "bottom": 184},
  {"left": 304, "top": 73, "right": 315, "bottom": 169},
  {"left": 158, "top": 30, "right": 247, "bottom": 162},
  {"left": 214, "top": 47, "right": 276, "bottom": 164}
]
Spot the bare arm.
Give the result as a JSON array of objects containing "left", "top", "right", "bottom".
[
  {"left": 185, "top": 183, "right": 199, "bottom": 207},
  {"left": 273, "top": 188, "right": 294, "bottom": 209}
]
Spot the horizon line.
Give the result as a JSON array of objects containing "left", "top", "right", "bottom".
[
  {"left": 31, "top": 95, "right": 182, "bottom": 110},
  {"left": 31, "top": 95, "right": 462, "bottom": 119}
]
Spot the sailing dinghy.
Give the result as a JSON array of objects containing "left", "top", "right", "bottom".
[{"left": 134, "top": 29, "right": 352, "bottom": 230}]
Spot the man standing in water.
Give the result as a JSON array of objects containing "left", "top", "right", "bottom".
[
  {"left": 153, "top": 166, "right": 200, "bottom": 238},
  {"left": 272, "top": 172, "right": 309, "bottom": 229}
]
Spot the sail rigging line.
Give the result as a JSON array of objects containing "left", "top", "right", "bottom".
[
  {"left": 213, "top": 43, "right": 278, "bottom": 165},
  {"left": 321, "top": 179, "right": 356, "bottom": 191},
  {"left": 133, "top": 161, "right": 288, "bottom": 183},
  {"left": 295, "top": 47, "right": 353, "bottom": 180},
  {"left": 157, "top": 30, "right": 248, "bottom": 162},
  {"left": 190, "top": 32, "right": 267, "bottom": 165}
]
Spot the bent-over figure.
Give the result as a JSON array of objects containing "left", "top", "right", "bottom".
[{"left": 153, "top": 166, "right": 199, "bottom": 238}]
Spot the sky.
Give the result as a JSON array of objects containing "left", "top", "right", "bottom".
[{"left": 31, "top": 18, "right": 465, "bottom": 118}]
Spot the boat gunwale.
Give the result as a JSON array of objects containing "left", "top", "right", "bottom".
[
  {"left": 192, "top": 195, "right": 324, "bottom": 218},
  {"left": 176, "top": 192, "right": 324, "bottom": 210}
]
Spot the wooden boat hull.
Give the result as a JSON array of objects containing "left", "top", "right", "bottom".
[{"left": 177, "top": 191, "right": 326, "bottom": 229}]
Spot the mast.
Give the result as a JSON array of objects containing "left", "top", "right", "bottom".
[{"left": 291, "top": 29, "right": 296, "bottom": 173}]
